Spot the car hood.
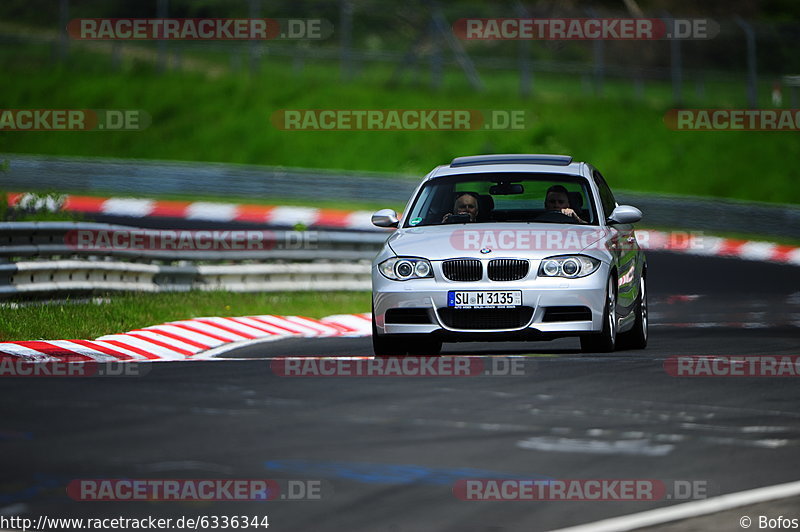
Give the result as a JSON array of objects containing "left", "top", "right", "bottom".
[{"left": 387, "top": 223, "right": 612, "bottom": 261}]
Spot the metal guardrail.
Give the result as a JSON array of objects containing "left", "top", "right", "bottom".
[
  {"left": 614, "top": 191, "right": 800, "bottom": 240},
  {"left": 0, "top": 222, "right": 387, "bottom": 261},
  {"left": 1, "top": 261, "right": 372, "bottom": 296},
  {"left": 1, "top": 153, "right": 419, "bottom": 204},
  {"left": 4, "top": 154, "right": 800, "bottom": 239},
  {"left": 0, "top": 222, "right": 379, "bottom": 297}
]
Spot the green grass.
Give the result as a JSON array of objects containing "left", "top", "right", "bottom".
[
  {"left": 0, "top": 291, "right": 371, "bottom": 341},
  {"left": 1, "top": 44, "right": 798, "bottom": 204}
]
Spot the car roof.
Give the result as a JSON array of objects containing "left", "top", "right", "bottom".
[{"left": 426, "top": 154, "right": 588, "bottom": 181}]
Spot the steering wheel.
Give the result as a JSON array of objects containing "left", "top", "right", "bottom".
[
  {"left": 443, "top": 213, "right": 472, "bottom": 224},
  {"left": 535, "top": 210, "right": 576, "bottom": 223}
]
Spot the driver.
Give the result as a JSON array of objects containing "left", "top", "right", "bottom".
[
  {"left": 545, "top": 185, "right": 587, "bottom": 224},
  {"left": 442, "top": 191, "right": 479, "bottom": 222}
]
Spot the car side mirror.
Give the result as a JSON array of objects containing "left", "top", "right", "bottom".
[
  {"left": 371, "top": 209, "right": 400, "bottom": 228},
  {"left": 607, "top": 205, "right": 642, "bottom": 225}
]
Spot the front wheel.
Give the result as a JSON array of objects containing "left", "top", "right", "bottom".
[
  {"left": 617, "top": 273, "right": 648, "bottom": 350},
  {"left": 580, "top": 276, "right": 617, "bottom": 353}
]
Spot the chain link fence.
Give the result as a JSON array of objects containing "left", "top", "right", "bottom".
[{"left": 2, "top": 0, "right": 799, "bottom": 105}]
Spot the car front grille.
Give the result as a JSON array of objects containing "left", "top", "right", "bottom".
[
  {"left": 487, "top": 259, "right": 529, "bottom": 281},
  {"left": 442, "top": 259, "right": 482, "bottom": 281},
  {"left": 438, "top": 307, "right": 534, "bottom": 330}
]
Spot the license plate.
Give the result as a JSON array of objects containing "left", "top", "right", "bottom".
[{"left": 448, "top": 291, "right": 522, "bottom": 309}]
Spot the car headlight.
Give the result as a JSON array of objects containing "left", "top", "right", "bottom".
[
  {"left": 378, "top": 257, "right": 434, "bottom": 281},
  {"left": 538, "top": 255, "right": 600, "bottom": 278}
]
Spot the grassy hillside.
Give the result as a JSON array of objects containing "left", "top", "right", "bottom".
[{"left": 1, "top": 43, "right": 798, "bottom": 204}]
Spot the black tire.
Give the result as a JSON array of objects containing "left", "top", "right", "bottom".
[
  {"left": 371, "top": 307, "right": 442, "bottom": 356},
  {"left": 617, "top": 273, "right": 648, "bottom": 350},
  {"left": 372, "top": 320, "right": 401, "bottom": 356},
  {"left": 580, "top": 276, "right": 617, "bottom": 353},
  {"left": 405, "top": 336, "right": 442, "bottom": 356}
]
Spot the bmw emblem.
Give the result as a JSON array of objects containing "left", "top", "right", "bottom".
[{"left": 480, "top": 248, "right": 492, "bottom": 254}]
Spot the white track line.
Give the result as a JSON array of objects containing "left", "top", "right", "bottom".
[{"left": 549, "top": 479, "right": 800, "bottom": 532}]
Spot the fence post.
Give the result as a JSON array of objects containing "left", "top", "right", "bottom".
[
  {"left": 249, "top": 0, "right": 261, "bottom": 75},
  {"left": 111, "top": 42, "right": 121, "bottom": 70},
  {"left": 293, "top": 44, "right": 305, "bottom": 75},
  {"left": 515, "top": 1, "right": 532, "bottom": 98},
  {"left": 695, "top": 75, "right": 705, "bottom": 102},
  {"left": 429, "top": 18, "right": 443, "bottom": 90},
  {"left": 593, "top": 40, "right": 605, "bottom": 96},
  {"left": 663, "top": 12, "right": 683, "bottom": 105},
  {"left": 156, "top": 0, "right": 168, "bottom": 73},
  {"left": 340, "top": 0, "right": 354, "bottom": 81},
  {"left": 735, "top": 16, "right": 758, "bottom": 109},
  {"left": 585, "top": 8, "right": 604, "bottom": 96},
  {"left": 58, "top": 0, "right": 69, "bottom": 62}
]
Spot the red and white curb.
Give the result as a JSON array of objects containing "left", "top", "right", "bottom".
[
  {"left": 0, "top": 313, "right": 372, "bottom": 363},
  {"left": 7, "top": 192, "right": 383, "bottom": 231},
  {"left": 8, "top": 193, "right": 800, "bottom": 266},
  {"left": 636, "top": 229, "right": 800, "bottom": 266}
]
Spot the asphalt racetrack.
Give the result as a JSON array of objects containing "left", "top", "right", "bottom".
[{"left": 2, "top": 252, "right": 799, "bottom": 531}]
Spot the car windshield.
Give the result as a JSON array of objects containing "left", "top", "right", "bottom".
[{"left": 404, "top": 172, "right": 598, "bottom": 227}]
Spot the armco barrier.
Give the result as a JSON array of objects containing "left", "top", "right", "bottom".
[
  {"left": 2, "top": 222, "right": 798, "bottom": 298},
  {"left": 1, "top": 261, "right": 371, "bottom": 296},
  {"left": 0, "top": 221, "right": 387, "bottom": 260},
  {"left": 0, "top": 222, "right": 376, "bottom": 297}
]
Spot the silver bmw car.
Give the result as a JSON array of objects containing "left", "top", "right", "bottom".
[{"left": 371, "top": 154, "right": 647, "bottom": 356}]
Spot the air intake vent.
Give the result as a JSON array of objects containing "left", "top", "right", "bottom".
[
  {"left": 385, "top": 308, "right": 432, "bottom": 324},
  {"left": 438, "top": 307, "right": 534, "bottom": 330},
  {"left": 442, "top": 259, "right": 482, "bottom": 281},
  {"left": 488, "top": 259, "right": 529, "bottom": 281},
  {"left": 542, "top": 306, "right": 592, "bottom": 322}
]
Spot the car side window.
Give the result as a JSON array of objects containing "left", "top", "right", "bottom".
[{"left": 593, "top": 170, "right": 617, "bottom": 219}]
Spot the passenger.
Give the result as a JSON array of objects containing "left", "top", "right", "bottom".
[
  {"left": 545, "top": 185, "right": 587, "bottom": 224},
  {"left": 443, "top": 191, "right": 479, "bottom": 222}
]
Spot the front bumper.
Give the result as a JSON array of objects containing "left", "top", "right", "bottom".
[{"left": 372, "top": 261, "right": 609, "bottom": 339}]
